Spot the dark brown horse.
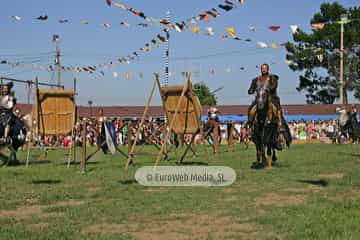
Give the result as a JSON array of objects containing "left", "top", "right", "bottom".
[{"left": 250, "top": 84, "right": 291, "bottom": 169}]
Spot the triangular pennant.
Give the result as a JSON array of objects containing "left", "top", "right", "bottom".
[
  {"left": 218, "top": 4, "right": 233, "bottom": 11},
  {"left": 268, "top": 26, "right": 280, "bottom": 31},
  {"left": 125, "top": 72, "right": 131, "bottom": 80},
  {"left": 290, "top": 25, "right": 299, "bottom": 34},
  {"left": 226, "top": 27, "right": 237, "bottom": 39},
  {"left": 191, "top": 26, "right": 200, "bottom": 33},
  {"left": 257, "top": 41, "right": 268, "bottom": 48}
]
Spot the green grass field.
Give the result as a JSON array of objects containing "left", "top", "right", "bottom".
[{"left": 0, "top": 143, "right": 359, "bottom": 240}]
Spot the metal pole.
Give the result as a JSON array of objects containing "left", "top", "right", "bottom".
[
  {"left": 55, "top": 40, "right": 62, "bottom": 87},
  {"left": 339, "top": 20, "right": 344, "bottom": 104},
  {"left": 164, "top": 11, "right": 170, "bottom": 86},
  {"left": 81, "top": 121, "right": 86, "bottom": 173},
  {"left": 339, "top": 14, "right": 349, "bottom": 104}
]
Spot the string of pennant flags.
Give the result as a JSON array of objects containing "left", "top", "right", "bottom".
[
  {"left": 5, "top": 0, "right": 250, "bottom": 75},
  {"left": 4, "top": 0, "right": 359, "bottom": 76},
  {"left": 0, "top": 53, "right": 339, "bottom": 80}
]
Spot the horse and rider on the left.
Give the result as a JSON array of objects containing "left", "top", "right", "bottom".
[{"left": 0, "top": 82, "right": 27, "bottom": 166}]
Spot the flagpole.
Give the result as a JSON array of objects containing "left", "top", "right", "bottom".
[
  {"left": 164, "top": 11, "right": 171, "bottom": 86},
  {"left": 52, "top": 34, "right": 62, "bottom": 87},
  {"left": 339, "top": 14, "right": 348, "bottom": 104}
]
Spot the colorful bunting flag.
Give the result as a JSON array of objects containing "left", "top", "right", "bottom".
[
  {"left": 218, "top": 4, "right": 233, "bottom": 11},
  {"left": 191, "top": 26, "right": 200, "bottom": 33},
  {"left": 125, "top": 72, "right": 131, "bottom": 80},
  {"left": 138, "top": 23, "right": 149, "bottom": 28},
  {"left": 206, "top": 27, "right": 214, "bottom": 36},
  {"left": 58, "top": 19, "right": 69, "bottom": 23},
  {"left": 102, "top": 23, "right": 111, "bottom": 28},
  {"left": 120, "top": 22, "right": 130, "bottom": 27},
  {"left": 268, "top": 26, "right": 280, "bottom": 31},
  {"left": 113, "top": 72, "right": 119, "bottom": 79},
  {"left": 290, "top": 25, "right": 299, "bottom": 34},
  {"left": 11, "top": 16, "right": 22, "bottom": 21},
  {"left": 226, "top": 27, "right": 237, "bottom": 39},
  {"left": 36, "top": 15, "right": 48, "bottom": 21},
  {"left": 249, "top": 26, "right": 257, "bottom": 32},
  {"left": 257, "top": 41, "right": 268, "bottom": 48}
]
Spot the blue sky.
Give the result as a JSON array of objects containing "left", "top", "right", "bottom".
[{"left": 0, "top": 0, "right": 358, "bottom": 106}]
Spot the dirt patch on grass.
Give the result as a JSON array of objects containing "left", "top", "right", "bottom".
[
  {"left": 318, "top": 173, "right": 345, "bottom": 179},
  {"left": 82, "top": 223, "right": 139, "bottom": 235},
  {"left": 51, "top": 199, "right": 85, "bottom": 207},
  {"left": 0, "top": 205, "right": 62, "bottom": 221},
  {"left": 81, "top": 213, "right": 258, "bottom": 240},
  {"left": 0, "top": 199, "right": 80, "bottom": 221},
  {"left": 223, "top": 195, "right": 238, "bottom": 202},
  {"left": 24, "top": 197, "right": 39, "bottom": 204},
  {"left": 326, "top": 188, "right": 360, "bottom": 202},
  {"left": 88, "top": 187, "right": 101, "bottom": 193},
  {"left": 223, "top": 188, "right": 236, "bottom": 193},
  {"left": 27, "top": 222, "right": 50, "bottom": 230},
  {"left": 255, "top": 193, "right": 306, "bottom": 206},
  {"left": 142, "top": 187, "right": 167, "bottom": 193}
]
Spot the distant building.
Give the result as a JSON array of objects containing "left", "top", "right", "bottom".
[{"left": 16, "top": 104, "right": 359, "bottom": 122}]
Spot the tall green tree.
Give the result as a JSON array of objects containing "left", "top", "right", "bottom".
[
  {"left": 193, "top": 82, "right": 217, "bottom": 106},
  {"left": 285, "top": 2, "right": 360, "bottom": 104}
]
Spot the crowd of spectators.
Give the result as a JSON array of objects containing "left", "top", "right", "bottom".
[{"left": 31, "top": 117, "right": 358, "bottom": 149}]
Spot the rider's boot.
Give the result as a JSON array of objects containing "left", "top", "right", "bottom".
[
  {"left": 277, "top": 110, "right": 285, "bottom": 132},
  {"left": 275, "top": 110, "right": 284, "bottom": 150},
  {"left": 2, "top": 125, "right": 11, "bottom": 145},
  {"left": 246, "top": 110, "right": 255, "bottom": 135}
]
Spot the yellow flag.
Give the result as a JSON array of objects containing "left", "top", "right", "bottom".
[
  {"left": 191, "top": 26, "right": 200, "bottom": 33},
  {"left": 226, "top": 27, "right": 237, "bottom": 39}
]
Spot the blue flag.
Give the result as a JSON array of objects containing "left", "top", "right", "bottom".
[{"left": 104, "top": 122, "right": 117, "bottom": 154}]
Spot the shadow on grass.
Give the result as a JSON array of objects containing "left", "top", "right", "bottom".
[
  {"left": 297, "top": 179, "right": 329, "bottom": 187},
  {"left": 118, "top": 179, "right": 137, "bottom": 185},
  {"left": 31, "top": 179, "right": 62, "bottom": 184}
]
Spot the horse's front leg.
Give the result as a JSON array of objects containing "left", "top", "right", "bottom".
[
  {"left": 272, "top": 149, "right": 277, "bottom": 162},
  {"left": 251, "top": 143, "right": 262, "bottom": 169},
  {"left": 256, "top": 147, "right": 261, "bottom": 164},
  {"left": 266, "top": 147, "right": 272, "bottom": 169}
]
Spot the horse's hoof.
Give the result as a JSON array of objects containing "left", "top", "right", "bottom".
[
  {"left": 251, "top": 162, "right": 264, "bottom": 169},
  {"left": 250, "top": 162, "right": 258, "bottom": 169}
]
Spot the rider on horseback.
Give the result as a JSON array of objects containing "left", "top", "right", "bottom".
[
  {"left": 0, "top": 82, "right": 16, "bottom": 144},
  {"left": 246, "top": 64, "right": 285, "bottom": 138},
  {"left": 207, "top": 105, "right": 220, "bottom": 122}
]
